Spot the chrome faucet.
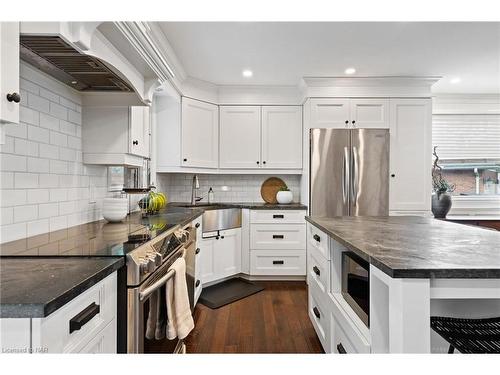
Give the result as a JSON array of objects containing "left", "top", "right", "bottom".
[{"left": 191, "top": 174, "right": 202, "bottom": 205}]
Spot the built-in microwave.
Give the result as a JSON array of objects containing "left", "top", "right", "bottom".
[{"left": 341, "top": 251, "right": 370, "bottom": 327}]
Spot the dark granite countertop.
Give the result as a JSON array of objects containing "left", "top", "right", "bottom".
[
  {"left": 0, "top": 257, "right": 124, "bottom": 318},
  {"left": 305, "top": 216, "right": 500, "bottom": 279},
  {"left": 168, "top": 202, "right": 307, "bottom": 210}
]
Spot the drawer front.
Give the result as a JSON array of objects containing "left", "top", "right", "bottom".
[
  {"left": 79, "top": 319, "right": 116, "bottom": 353},
  {"left": 250, "top": 250, "right": 306, "bottom": 275},
  {"left": 250, "top": 210, "right": 306, "bottom": 224},
  {"left": 331, "top": 297, "right": 371, "bottom": 354},
  {"left": 307, "top": 250, "right": 330, "bottom": 295},
  {"left": 250, "top": 224, "right": 305, "bottom": 250},
  {"left": 37, "top": 272, "right": 117, "bottom": 353},
  {"left": 307, "top": 223, "right": 330, "bottom": 260},
  {"left": 308, "top": 285, "right": 331, "bottom": 352}
]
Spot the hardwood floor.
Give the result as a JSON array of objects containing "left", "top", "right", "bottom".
[{"left": 185, "top": 281, "right": 324, "bottom": 354}]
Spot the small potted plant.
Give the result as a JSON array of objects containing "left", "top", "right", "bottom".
[
  {"left": 431, "top": 146, "right": 455, "bottom": 218},
  {"left": 276, "top": 185, "right": 293, "bottom": 204}
]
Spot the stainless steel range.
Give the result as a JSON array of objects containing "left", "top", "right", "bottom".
[{"left": 126, "top": 224, "right": 196, "bottom": 353}]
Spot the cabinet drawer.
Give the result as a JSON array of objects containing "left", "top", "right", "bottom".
[
  {"left": 331, "top": 296, "right": 370, "bottom": 354},
  {"left": 307, "top": 250, "right": 330, "bottom": 295},
  {"left": 250, "top": 224, "right": 305, "bottom": 250},
  {"left": 250, "top": 250, "right": 306, "bottom": 275},
  {"left": 34, "top": 272, "right": 117, "bottom": 353},
  {"left": 79, "top": 319, "right": 116, "bottom": 353},
  {"left": 308, "top": 285, "right": 331, "bottom": 352},
  {"left": 307, "top": 223, "right": 330, "bottom": 260},
  {"left": 250, "top": 210, "right": 305, "bottom": 224}
]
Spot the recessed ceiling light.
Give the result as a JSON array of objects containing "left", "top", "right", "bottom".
[
  {"left": 344, "top": 68, "right": 356, "bottom": 75},
  {"left": 450, "top": 77, "right": 461, "bottom": 84},
  {"left": 242, "top": 70, "right": 253, "bottom": 78}
]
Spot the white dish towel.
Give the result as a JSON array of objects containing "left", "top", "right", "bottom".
[{"left": 166, "top": 257, "right": 195, "bottom": 340}]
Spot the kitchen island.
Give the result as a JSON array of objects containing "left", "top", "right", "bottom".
[{"left": 305, "top": 216, "right": 500, "bottom": 353}]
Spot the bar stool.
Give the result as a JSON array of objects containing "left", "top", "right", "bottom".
[{"left": 430, "top": 316, "right": 500, "bottom": 353}]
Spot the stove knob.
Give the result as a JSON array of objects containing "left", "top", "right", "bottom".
[
  {"left": 139, "top": 258, "right": 149, "bottom": 275},
  {"left": 147, "top": 258, "right": 156, "bottom": 273}
]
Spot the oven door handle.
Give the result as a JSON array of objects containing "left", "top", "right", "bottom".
[{"left": 139, "top": 248, "right": 186, "bottom": 302}]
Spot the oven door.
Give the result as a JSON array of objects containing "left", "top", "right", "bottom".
[
  {"left": 341, "top": 251, "right": 370, "bottom": 327},
  {"left": 127, "top": 248, "right": 186, "bottom": 353}
]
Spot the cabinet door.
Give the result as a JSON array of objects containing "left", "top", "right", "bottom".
[
  {"left": 129, "top": 106, "right": 148, "bottom": 157},
  {"left": 350, "top": 99, "right": 389, "bottom": 129},
  {"left": 310, "top": 99, "right": 350, "bottom": 129},
  {"left": 0, "top": 22, "right": 20, "bottom": 125},
  {"left": 181, "top": 97, "right": 219, "bottom": 168},
  {"left": 389, "top": 99, "right": 432, "bottom": 211},
  {"left": 261, "top": 106, "right": 302, "bottom": 169},
  {"left": 219, "top": 106, "right": 261, "bottom": 168},
  {"left": 200, "top": 237, "right": 216, "bottom": 283},
  {"left": 214, "top": 229, "right": 241, "bottom": 279}
]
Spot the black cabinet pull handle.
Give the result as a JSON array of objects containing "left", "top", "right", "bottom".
[
  {"left": 313, "top": 266, "right": 320, "bottom": 276},
  {"left": 391, "top": 174, "right": 395, "bottom": 178},
  {"left": 262, "top": 161, "right": 266, "bottom": 164},
  {"left": 313, "top": 234, "right": 321, "bottom": 242},
  {"left": 273, "top": 260, "right": 284, "bottom": 265},
  {"left": 272, "top": 234, "right": 284, "bottom": 239},
  {"left": 256, "top": 161, "right": 260, "bottom": 164},
  {"left": 313, "top": 306, "right": 321, "bottom": 319},
  {"left": 273, "top": 214, "right": 284, "bottom": 219},
  {"left": 195, "top": 223, "right": 200, "bottom": 228},
  {"left": 183, "top": 158, "right": 187, "bottom": 162},
  {"left": 195, "top": 280, "right": 201, "bottom": 287},
  {"left": 69, "top": 302, "right": 100, "bottom": 334},
  {"left": 220, "top": 235, "right": 224, "bottom": 239},
  {"left": 337, "top": 343, "right": 347, "bottom": 354},
  {"left": 351, "top": 120, "right": 356, "bottom": 126},
  {"left": 132, "top": 140, "right": 138, "bottom": 145},
  {"left": 345, "top": 120, "right": 349, "bottom": 124},
  {"left": 195, "top": 247, "right": 200, "bottom": 254},
  {"left": 6, "top": 92, "right": 21, "bottom": 103}
]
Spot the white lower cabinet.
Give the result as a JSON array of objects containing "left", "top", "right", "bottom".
[
  {"left": 0, "top": 272, "right": 117, "bottom": 354},
  {"left": 308, "top": 283, "right": 331, "bottom": 352},
  {"left": 250, "top": 249, "right": 306, "bottom": 275},
  {"left": 200, "top": 228, "right": 241, "bottom": 284}
]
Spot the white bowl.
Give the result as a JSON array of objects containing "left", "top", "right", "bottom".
[{"left": 103, "top": 198, "right": 128, "bottom": 222}]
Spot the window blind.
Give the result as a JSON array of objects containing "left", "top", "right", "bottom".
[{"left": 433, "top": 114, "right": 500, "bottom": 160}]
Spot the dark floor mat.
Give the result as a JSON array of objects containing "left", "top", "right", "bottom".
[{"left": 199, "top": 278, "right": 265, "bottom": 309}]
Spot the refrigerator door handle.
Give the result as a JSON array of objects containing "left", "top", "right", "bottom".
[
  {"left": 351, "top": 146, "right": 359, "bottom": 206},
  {"left": 342, "top": 147, "right": 349, "bottom": 205}
]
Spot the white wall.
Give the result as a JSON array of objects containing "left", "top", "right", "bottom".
[
  {"left": 157, "top": 173, "right": 301, "bottom": 204},
  {"left": 0, "top": 62, "right": 108, "bottom": 244}
]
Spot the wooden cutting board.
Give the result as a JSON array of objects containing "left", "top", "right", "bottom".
[{"left": 260, "top": 177, "right": 287, "bottom": 204}]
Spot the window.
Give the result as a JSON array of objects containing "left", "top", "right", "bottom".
[{"left": 433, "top": 114, "right": 500, "bottom": 196}]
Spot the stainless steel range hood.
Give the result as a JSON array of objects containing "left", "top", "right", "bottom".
[{"left": 20, "top": 35, "right": 133, "bottom": 92}]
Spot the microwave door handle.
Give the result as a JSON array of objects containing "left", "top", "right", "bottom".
[
  {"left": 351, "top": 146, "right": 359, "bottom": 206},
  {"left": 139, "top": 248, "right": 185, "bottom": 301}
]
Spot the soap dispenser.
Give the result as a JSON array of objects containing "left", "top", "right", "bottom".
[{"left": 208, "top": 187, "right": 214, "bottom": 204}]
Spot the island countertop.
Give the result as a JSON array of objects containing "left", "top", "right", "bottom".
[{"left": 305, "top": 216, "right": 500, "bottom": 279}]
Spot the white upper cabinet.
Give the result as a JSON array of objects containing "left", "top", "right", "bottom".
[
  {"left": 82, "top": 106, "right": 150, "bottom": 166},
  {"left": 0, "top": 22, "right": 20, "bottom": 126},
  {"left": 310, "top": 99, "right": 350, "bottom": 129},
  {"left": 310, "top": 98, "right": 389, "bottom": 129},
  {"left": 389, "top": 99, "right": 432, "bottom": 212},
  {"left": 261, "top": 106, "right": 302, "bottom": 169},
  {"left": 349, "top": 99, "right": 389, "bottom": 129},
  {"left": 219, "top": 106, "right": 261, "bottom": 168},
  {"left": 181, "top": 97, "right": 219, "bottom": 168}
]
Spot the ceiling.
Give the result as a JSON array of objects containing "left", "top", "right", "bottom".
[{"left": 158, "top": 22, "right": 500, "bottom": 94}]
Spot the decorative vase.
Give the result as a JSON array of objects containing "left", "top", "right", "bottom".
[
  {"left": 431, "top": 192, "right": 452, "bottom": 218},
  {"left": 276, "top": 190, "right": 293, "bottom": 204}
]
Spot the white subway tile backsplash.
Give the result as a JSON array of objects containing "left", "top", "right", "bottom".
[
  {"left": 14, "top": 205, "right": 38, "bottom": 223},
  {"left": 39, "top": 113, "right": 60, "bottom": 131},
  {"left": 39, "top": 143, "right": 59, "bottom": 159},
  {"left": 27, "top": 93, "right": 50, "bottom": 113},
  {"left": 1, "top": 154, "right": 27, "bottom": 172},
  {"left": 20, "top": 106, "right": 40, "bottom": 125},
  {"left": 49, "top": 131, "right": 67, "bottom": 147},
  {"left": 49, "top": 102, "right": 68, "bottom": 120},
  {"left": 1, "top": 63, "right": 108, "bottom": 244},
  {"left": 27, "top": 125, "right": 49, "bottom": 143},
  {"left": 14, "top": 173, "right": 39, "bottom": 188}
]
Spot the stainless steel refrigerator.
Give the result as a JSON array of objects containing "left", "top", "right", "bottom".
[{"left": 310, "top": 128, "right": 389, "bottom": 217}]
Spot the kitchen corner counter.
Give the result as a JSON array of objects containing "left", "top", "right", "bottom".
[
  {"left": 305, "top": 215, "right": 500, "bottom": 279},
  {"left": 168, "top": 202, "right": 307, "bottom": 210},
  {"left": 0, "top": 257, "right": 124, "bottom": 318}
]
